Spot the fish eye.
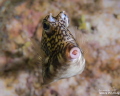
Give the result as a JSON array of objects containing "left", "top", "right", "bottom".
[{"left": 43, "top": 22, "right": 50, "bottom": 30}]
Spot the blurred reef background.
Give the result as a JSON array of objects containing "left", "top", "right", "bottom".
[{"left": 0, "top": 0, "right": 120, "bottom": 96}]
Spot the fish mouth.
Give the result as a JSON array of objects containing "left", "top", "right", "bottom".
[
  {"left": 69, "top": 47, "right": 80, "bottom": 59},
  {"left": 66, "top": 46, "right": 81, "bottom": 60}
]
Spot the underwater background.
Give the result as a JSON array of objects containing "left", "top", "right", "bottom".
[{"left": 0, "top": 0, "right": 120, "bottom": 96}]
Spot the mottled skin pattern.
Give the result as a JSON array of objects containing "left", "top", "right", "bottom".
[{"left": 41, "top": 11, "right": 85, "bottom": 85}]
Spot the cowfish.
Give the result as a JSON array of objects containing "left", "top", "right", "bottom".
[{"left": 38, "top": 11, "right": 85, "bottom": 85}]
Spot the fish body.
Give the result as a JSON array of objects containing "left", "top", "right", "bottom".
[{"left": 41, "top": 11, "right": 85, "bottom": 85}]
